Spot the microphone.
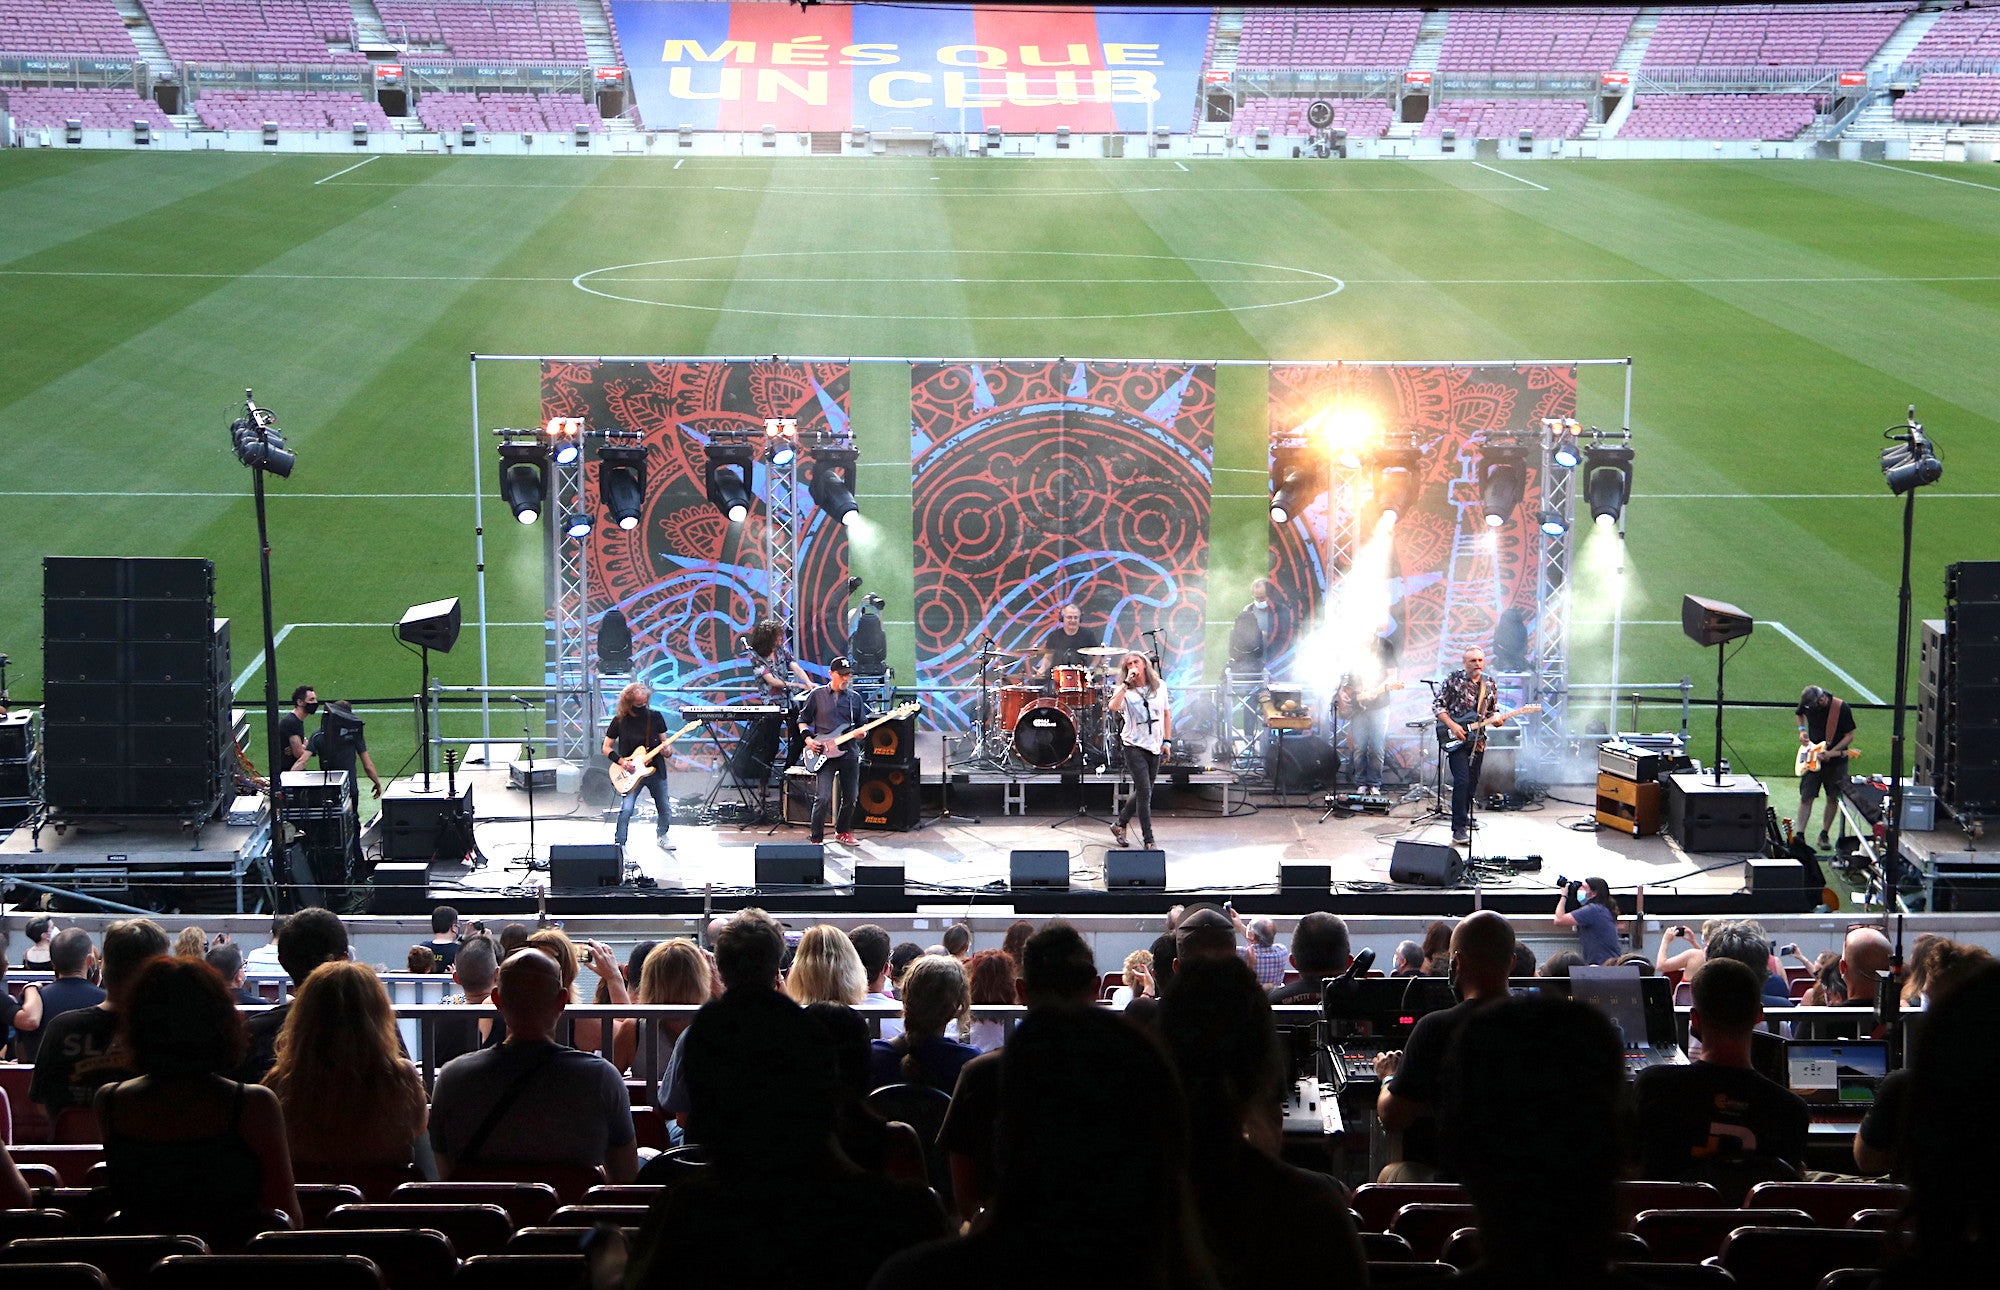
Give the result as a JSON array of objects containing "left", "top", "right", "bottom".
[
  {"left": 507, "top": 695, "right": 534, "bottom": 709},
  {"left": 845, "top": 575, "right": 864, "bottom": 593}
]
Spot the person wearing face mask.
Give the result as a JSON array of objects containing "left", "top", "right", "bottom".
[
  {"left": 1227, "top": 578, "right": 1285, "bottom": 674},
  {"left": 278, "top": 685, "right": 319, "bottom": 772},
  {"left": 1108, "top": 653, "right": 1171, "bottom": 852}
]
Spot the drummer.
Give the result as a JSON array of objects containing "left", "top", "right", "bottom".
[{"left": 1031, "top": 601, "right": 1104, "bottom": 687}]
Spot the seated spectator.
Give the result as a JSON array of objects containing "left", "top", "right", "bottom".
[
  {"left": 243, "top": 907, "right": 349, "bottom": 1081},
  {"left": 874, "top": 1006, "right": 1219, "bottom": 1290},
  {"left": 529, "top": 925, "right": 627, "bottom": 1054},
  {"left": 1392, "top": 939, "right": 1426, "bottom": 978},
  {"left": 942, "top": 922, "right": 972, "bottom": 961},
  {"left": 265, "top": 961, "right": 430, "bottom": 1181},
  {"left": 626, "top": 985, "right": 948, "bottom": 1290},
  {"left": 13, "top": 926, "right": 104, "bottom": 1063},
  {"left": 19, "top": 914, "right": 54, "bottom": 969},
  {"left": 1158, "top": 957, "right": 1367, "bottom": 1288},
  {"left": 1655, "top": 918, "right": 1727, "bottom": 977},
  {"left": 1801, "top": 949, "right": 1847, "bottom": 1007},
  {"left": 1000, "top": 919, "right": 1035, "bottom": 968},
  {"left": 965, "top": 949, "right": 1015, "bottom": 1052},
  {"left": 1553, "top": 876, "right": 1622, "bottom": 965},
  {"left": 1509, "top": 942, "right": 1537, "bottom": 978},
  {"left": 173, "top": 926, "right": 208, "bottom": 960},
  {"left": 1609, "top": 952, "right": 1657, "bottom": 975},
  {"left": 1634, "top": 959, "right": 1806, "bottom": 1198},
  {"left": 1856, "top": 942, "right": 1996, "bottom": 1179},
  {"left": 497, "top": 922, "right": 531, "bottom": 957},
  {"left": 616, "top": 938, "right": 713, "bottom": 1080},
  {"left": 870, "top": 954, "right": 978, "bottom": 1091},
  {"left": 1110, "top": 948, "right": 1155, "bottom": 1008},
  {"left": 1708, "top": 919, "right": 1795, "bottom": 1011},
  {"left": 806, "top": 1001, "right": 926, "bottom": 1183},
  {"left": 1540, "top": 949, "right": 1585, "bottom": 978},
  {"left": 888, "top": 940, "right": 924, "bottom": 989},
  {"left": 1375, "top": 909, "right": 1515, "bottom": 1182},
  {"left": 785, "top": 924, "right": 868, "bottom": 1007},
  {"left": 1176, "top": 906, "right": 1239, "bottom": 964},
  {"left": 433, "top": 933, "right": 501, "bottom": 1065},
  {"left": 207, "top": 942, "right": 264, "bottom": 1006},
  {"left": 1420, "top": 919, "right": 1455, "bottom": 975},
  {"left": 852, "top": 923, "right": 903, "bottom": 1040},
  {"left": 406, "top": 944, "right": 437, "bottom": 975},
  {"left": 1441, "top": 994, "right": 1633, "bottom": 1288},
  {"left": 1267, "top": 911, "right": 1352, "bottom": 1005},
  {"left": 622, "top": 939, "right": 658, "bottom": 992},
  {"left": 96, "top": 956, "right": 302, "bottom": 1239},
  {"left": 1243, "top": 917, "right": 1288, "bottom": 988},
  {"left": 427, "top": 906, "right": 462, "bottom": 969},
  {"left": 32, "top": 918, "right": 170, "bottom": 1120},
  {"left": 430, "top": 948, "right": 637, "bottom": 1182},
  {"left": 244, "top": 913, "right": 285, "bottom": 973},
  {"left": 658, "top": 909, "right": 787, "bottom": 1120},
  {"left": 1900, "top": 932, "right": 1945, "bottom": 1007}
]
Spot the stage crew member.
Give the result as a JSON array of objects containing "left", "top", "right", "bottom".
[
  {"left": 1345, "top": 620, "right": 1401, "bottom": 795},
  {"left": 278, "top": 685, "right": 317, "bottom": 772},
  {"left": 1795, "top": 685, "right": 1857, "bottom": 852},
  {"left": 1227, "top": 578, "right": 1286, "bottom": 674},
  {"left": 1032, "top": 601, "right": 1102, "bottom": 682},
  {"left": 604, "top": 682, "right": 673, "bottom": 853},
  {"left": 799, "top": 655, "right": 874, "bottom": 849},
  {"left": 1435, "top": 646, "right": 1502, "bottom": 848},
  {"left": 1109, "top": 653, "right": 1171, "bottom": 853}
]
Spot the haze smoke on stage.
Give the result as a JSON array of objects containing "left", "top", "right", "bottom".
[
  {"left": 1570, "top": 518, "right": 1643, "bottom": 731},
  {"left": 1296, "top": 518, "right": 1398, "bottom": 692}
]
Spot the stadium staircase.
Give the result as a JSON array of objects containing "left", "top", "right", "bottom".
[
  {"left": 1872, "top": 7, "right": 1944, "bottom": 81},
  {"left": 1408, "top": 9, "right": 1448, "bottom": 75},
  {"left": 114, "top": 0, "right": 174, "bottom": 81},
  {"left": 1839, "top": 8, "right": 1967, "bottom": 155},
  {"left": 1209, "top": 8, "right": 1241, "bottom": 78},
  {"left": 577, "top": 0, "right": 619, "bottom": 69},
  {"left": 349, "top": 0, "right": 390, "bottom": 47},
  {"left": 1614, "top": 8, "right": 1659, "bottom": 74}
]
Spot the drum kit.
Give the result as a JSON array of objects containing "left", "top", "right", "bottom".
[{"left": 972, "top": 642, "right": 1135, "bottom": 770}]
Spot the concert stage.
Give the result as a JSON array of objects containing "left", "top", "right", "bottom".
[{"left": 401, "top": 763, "right": 1805, "bottom": 919}]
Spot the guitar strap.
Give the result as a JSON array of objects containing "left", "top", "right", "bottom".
[{"left": 1823, "top": 698, "right": 1843, "bottom": 752}]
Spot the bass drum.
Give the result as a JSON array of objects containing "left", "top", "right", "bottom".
[{"left": 1012, "top": 700, "right": 1078, "bottom": 770}]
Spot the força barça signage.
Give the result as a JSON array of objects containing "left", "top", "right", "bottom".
[{"left": 610, "top": 1, "right": 1213, "bottom": 132}]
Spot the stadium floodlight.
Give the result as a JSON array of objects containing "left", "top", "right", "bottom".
[
  {"left": 498, "top": 440, "right": 549, "bottom": 525},
  {"left": 544, "top": 417, "right": 584, "bottom": 466},
  {"left": 1550, "top": 419, "right": 1581, "bottom": 470},
  {"left": 808, "top": 445, "right": 860, "bottom": 527},
  {"left": 1583, "top": 434, "right": 1635, "bottom": 525},
  {"left": 1478, "top": 438, "right": 1528, "bottom": 528},
  {"left": 561, "top": 512, "right": 593, "bottom": 539},
  {"left": 1537, "top": 509, "right": 1569, "bottom": 537},
  {"left": 764, "top": 417, "right": 799, "bottom": 466},
  {"left": 705, "top": 438, "right": 757, "bottom": 524},
  {"left": 1268, "top": 443, "right": 1324, "bottom": 526},
  {"left": 597, "top": 440, "right": 647, "bottom": 531},
  {"left": 1368, "top": 436, "right": 1422, "bottom": 523}
]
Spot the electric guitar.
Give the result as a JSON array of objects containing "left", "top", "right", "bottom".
[
  {"left": 799, "top": 703, "right": 921, "bottom": 773},
  {"left": 609, "top": 721, "right": 702, "bottom": 795},
  {"left": 1795, "top": 741, "right": 1859, "bottom": 775},
  {"left": 1339, "top": 679, "right": 1406, "bottom": 711},
  {"left": 1437, "top": 703, "right": 1542, "bottom": 753}
]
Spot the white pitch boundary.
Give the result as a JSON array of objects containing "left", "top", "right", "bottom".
[
  {"left": 1857, "top": 159, "right": 2000, "bottom": 193},
  {"left": 1470, "top": 161, "right": 1550, "bottom": 192},
  {"left": 1768, "top": 621, "right": 1884, "bottom": 705},
  {"left": 230, "top": 622, "right": 544, "bottom": 694},
  {"left": 313, "top": 156, "right": 379, "bottom": 185}
]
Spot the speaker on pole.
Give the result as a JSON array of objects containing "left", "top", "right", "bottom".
[
  {"left": 1681, "top": 594, "right": 1753, "bottom": 647},
  {"left": 397, "top": 597, "right": 463, "bottom": 652},
  {"left": 1390, "top": 839, "right": 1464, "bottom": 887}
]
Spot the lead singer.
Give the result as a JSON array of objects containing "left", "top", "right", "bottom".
[{"left": 1109, "top": 653, "right": 1171, "bottom": 851}]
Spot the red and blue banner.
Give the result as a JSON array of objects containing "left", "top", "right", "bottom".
[{"left": 610, "top": 1, "right": 1214, "bottom": 133}]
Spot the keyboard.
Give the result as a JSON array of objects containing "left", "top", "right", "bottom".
[
  {"left": 680, "top": 704, "right": 785, "bottom": 721},
  {"left": 1329, "top": 1039, "right": 1391, "bottom": 1088}
]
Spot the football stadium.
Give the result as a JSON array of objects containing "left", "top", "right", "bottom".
[{"left": 1, "top": 4, "right": 1999, "bottom": 1272}]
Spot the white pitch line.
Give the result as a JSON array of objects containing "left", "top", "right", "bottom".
[
  {"left": 313, "top": 155, "right": 379, "bottom": 185},
  {"left": 231, "top": 623, "right": 295, "bottom": 694},
  {"left": 673, "top": 158, "right": 684, "bottom": 169},
  {"left": 1769, "top": 621, "right": 1883, "bottom": 705},
  {"left": 1858, "top": 159, "right": 2000, "bottom": 193},
  {"left": 1471, "top": 161, "right": 1549, "bottom": 192},
  {"left": 1174, "top": 161, "right": 1189, "bottom": 172}
]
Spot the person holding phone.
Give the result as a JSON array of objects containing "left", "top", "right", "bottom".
[{"left": 1108, "top": 653, "right": 1170, "bottom": 852}]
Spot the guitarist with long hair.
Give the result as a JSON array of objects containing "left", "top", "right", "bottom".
[
  {"left": 1435, "top": 645, "right": 1501, "bottom": 848},
  {"left": 798, "top": 655, "right": 873, "bottom": 848},
  {"left": 604, "top": 681, "right": 674, "bottom": 853}
]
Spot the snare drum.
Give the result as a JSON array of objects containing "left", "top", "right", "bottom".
[
  {"left": 996, "top": 685, "right": 1041, "bottom": 730},
  {"left": 1053, "top": 665, "right": 1091, "bottom": 706},
  {"left": 1012, "top": 701, "right": 1079, "bottom": 769}
]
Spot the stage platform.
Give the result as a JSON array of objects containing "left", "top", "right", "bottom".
[{"left": 399, "top": 764, "right": 1816, "bottom": 918}]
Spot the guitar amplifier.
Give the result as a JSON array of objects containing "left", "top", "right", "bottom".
[
  {"left": 1597, "top": 741, "right": 1663, "bottom": 782},
  {"left": 782, "top": 765, "right": 837, "bottom": 827},
  {"left": 380, "top": 779, "right": 475, "bottom": 859}
]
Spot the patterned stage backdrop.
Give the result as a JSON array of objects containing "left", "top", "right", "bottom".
[
  {"left": 1266, "top": 365, "right": 1575, "bottom": 763},
  {"left": 911, "top": 361, "right": 1215, "bottom": 733},
  {"left": 540, "top": 360, "right": 852, "bottom": 717}
]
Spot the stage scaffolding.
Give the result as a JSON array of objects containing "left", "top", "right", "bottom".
[{"left": 465, "top": 354, "right": 1635, "bottom": 775}]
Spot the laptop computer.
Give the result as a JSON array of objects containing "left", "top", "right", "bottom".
[
  {"left": 1509, "top": 969, "right": 1689, "bottom": 1071},
  {"left": 1784, "top": 1038, "right": 1890, "bottom": 1134}
]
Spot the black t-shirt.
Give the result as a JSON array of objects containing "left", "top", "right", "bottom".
[
  {"left": 799, "top": 686, "right": 873, "bottom": 743},
  {"left": 935, "top": 1047, "right": 1004, "bottom": 1181},
  {"left": 606, "top": 709, "right": 669, "bottom": 761},
  {"left": 1803, "top": 699, "right": 1858, "bottom": 755},
  {"left": 1389, "top": 997, "right": 1488, "bottom": 1168},
  {"left": 429, "top": 938, "right": 459, "bottom": 969},
  {"left": 1857, "top": 1067, "right": 1912, "bottom": 1178},
  {"left": 16, "top": 976, "right": 106, "bottom": 1064},
  {"left": 315, "top": 723, "right": 367, "bottom": 778},
  {"left": 1039, "top": 624, "right": 1104, "bottom": 669},
  {"left": 276, "top": 710, "right": 307, "bottom": 764},
  {"left": 30, "top": 1006, "right": 130, "bottom": 1113},
  {"left": 240, "top": 1000, "right": 291, "bottom": 1083},
  {"left": 1633, "top": 1060, "right": 1810, "bottom": 1182}
]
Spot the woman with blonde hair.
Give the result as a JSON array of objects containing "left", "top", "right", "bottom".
[
  {"left": 263, "top": 960, "right": 428, "bottom": 1189},
  {"left": 1108, "top": 652, "right": 1171, "bottom": 851},
  {"left": 615, "top": 938, "right": 714, "bottom": 1078},
  {"left": 527, "top": 926, "right": 627, "bottom": 1054},
  {"left": 784, "top": 924, "right": 867, "bottom": 1007},
  {"left": 869, "top": 953, "right": 977, "bottom": 1091},
  {"left": 173, "top": 926, "right": 208, "bottom": 960}
]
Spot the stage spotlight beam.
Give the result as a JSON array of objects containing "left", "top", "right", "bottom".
[
  {"left": 1368, "top": 438, "right": 1422, "bottom": 521},
  {"left": 809, "top": 446, "right": 860, "bottom": 526},
  {"left": 1268, "top": 443, "right": 1324, "bottom": 525},
  {"left": 598, "top": 441, "right": 648, "bottom": 531},
  {"left": 704, "top": 439, "right": 757, "bottom": 524},
  {"left": 1583, "top": 438, "right": 1635, "bottom": 525},
  {"left": 1477, "top": 439, "right": 1527, "bottom": 529},
  {"left": 498, "top": 440, "right": 549, "bottom": 525}
]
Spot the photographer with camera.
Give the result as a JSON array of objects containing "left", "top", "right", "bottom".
[{"left": 1553, "top": 876, "right": 1621, "bottom": 966}]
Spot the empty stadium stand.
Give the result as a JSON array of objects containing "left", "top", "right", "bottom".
[
  {"left": 1435, "top": 7, "right": 1637, "bottom": 73},
  {"left": 1641, "top": 5, "right": 1908, "bottom": 75},
  {"left": 1228, "top": 96, "right": 1393, "bottom": 140},
  {"left": 191, "top": 90, "right": 394, "bottom": 131},
  {"left": 1419, "top": 97, "right": 1591, "bottom": 140},
  {"left": 1233, "top": 6, "right": 1424, "bottom": 71},
  {"left": 1894, "top": 74, "right": 2000, "bottom": 126},
  {"left": 1619, "top": 92, "right": 1820, "bottom": 141},
  {"left": 143, "top": 0, "right": 366, "bottom": 65},
  {"left": 1, "top": 86, "right": 173, "bottom": 130},
  {"left": 0, "top": 0, "right": 137, "bottom": 56},
  {"left": 413, "top": 90, "right": 602, "bottom": 134},
  {"left": 1901, "top": 6, "right": 2000, "bottom": 72},
  {"left": 374, "top": 1, "right": 587, "bottom": 63}
]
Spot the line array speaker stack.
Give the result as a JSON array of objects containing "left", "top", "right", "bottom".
[
  {"left": 0, "top": 710, "right": 34, "bottom": 828},
  {"left": 1942, "top": 562, "right": 2000, "bottom": 820},
  {"left": 42, "top": 557, "right": 230, "bottom": 818}
]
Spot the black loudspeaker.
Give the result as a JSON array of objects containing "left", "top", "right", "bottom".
[
  {"left": 1681, "top": 594, "right": 1754, "bottom": 646},
  {"left": 549, "top": 843, "right": 623, "bottom": 888},
  {"left": 1268, "top": 734, "right": 1338, "bottom": 790},
  {"left": 578, "top": 763, "right": 621, "bottom": 809},
  {"left": 1390, "top": 839, "right": 1464, "bottom": 887},
  {"left": 863, "top": 714, "right": 917, "bottom": 764},
  {"left": 1009, "top": 848, "right": 1072, "bottom": 891},
  {"left": 1665, "top": 772, "right": 1766, "bottom": 853},
  {"left": 125, "top": 639, "right": 213, "bottom": 684},
  {"left": 0, "top": 762, "right": 30, "bottom": 798},
  {"left": 56, "top": 641, "right": 126, "bottom": 683},
  {"left": 125, "top": 557, "right": 215, "bottom": 601},
  {"left": 854, "top": 862, "right": 905, "bottom": 894},
  {"left": 129, "top": 684, "right": 213, "bottom": 725},
  {"left": 856, "top": 760, "right": 921, "bottom": 831},
  {"left": 44, "top": 555, "right": 126, "bottom": 600},
  {"left": 1948, "top": 560, "right": 2000, "bottom": 605},
  {"left": 43, "top": 599, "right": 125, "bottom": 642},
  {"left": 380, "top": 782, "right": 475, "bottom": 859},
  {"left": 0, "top": 712, "right": 30, "bottom": 761},
  {"left": 369, "top": 862, "right": 432, "bottom": 914},
  {"left": 45, "top": 682, "right": 125, "bottom": 725},
  {"left": 129, "top": 599, "right": 215, "bottom": 642},
  {"left": 397, "top": 597, "right": 462, "bottom": 652},
  {"left": 755, "top": 842, "right": 825, "bottom": 886},
  {"left": 1106, "top": 849, "right": 1166, "bottom": 889},
  {"left": 133, "top": 724, "right": 218, "bottom": 768},
  {"left": 1281, "top": 863, "right": 1332, "bottom": 891}
]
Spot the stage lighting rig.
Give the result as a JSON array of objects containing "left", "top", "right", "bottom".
[
  {"left": 763, "top": 417, "right": 799, "bottom": 465},
  {"left": 598, "top": 434, "right": 647, "bottom": 531},
  {"left": 1549, "top": 419, "right": 1581, "bottom": 469},
  {"left": 808, "top": 445, "right": 860, "bottom": 526},
  {"left": 597, "top": 606, "right": 634, "bottom": 673},
  {"left": 1477, "top": 437, "right": 1527, "bottom": 528},
  {"left": 1368, "top": 435, "right": 1422, "bottom": 522},
  {"left": 1881, "top": 407, "right": 1942, "bottom": 495},
  {"left": 1582, "top": 432, "right": 1635, "bottom": 526},
  {"left": 1537, "top": 510, "right": 1568, "bottom": 537},
  {"left": 229, "top": 396, "right": 295, "bottom": 479},
  {"left": 705, "top": 436, "right": 757, "bottom": 524},
  {"left": 544, "top": 417, "right": 583, "bottom": 466},
  {"left": 561, "top": 512, "right": 593, "bottom": 539},
  {"left": 1268, "top": 443, "right": 1323, "bottom": 525},
  {"left": 497, "top": 438, "right": 549, "bottom": 525}
]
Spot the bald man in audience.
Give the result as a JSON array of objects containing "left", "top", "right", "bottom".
[
  {"left": 1801, "top": 925, "right": 1896, "bottom": 1042},
  {"left": 1372, "top": 909, "right": 1517, "bottom": 1182},
  {"left": 430, "top": 948, "right": 637, "bottom": 1182}
]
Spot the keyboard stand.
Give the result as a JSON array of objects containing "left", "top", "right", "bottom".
[{"left": 696, "top": 718, "right": 771, "bottom": 824}]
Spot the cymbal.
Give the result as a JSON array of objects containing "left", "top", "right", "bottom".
[
  {"left": 978, "top": 645, "right": 1030, "bottom": 657},
  {"left": 1076, "top": 645, "right": 1132, "bottom": 657}
]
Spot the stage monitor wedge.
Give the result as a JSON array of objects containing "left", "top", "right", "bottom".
[
  {"left": 398, "top": 597, "right": 463, "bottom": 653},
  {"left": 1106, "top": 849, "right": 1166, "bottom": 890},
  {"left": 1390, "top": 839, "right": 1464, "bottom": 887},
  {"left": 755, "top": 842, "right": 825, "bottom": 887},
  {"left": 549, "top": 843, "right": 623, "bottom": 889},
  {"left": 1682, "top": 594, "right": 1754, "bottom": 647},
  {"left": 1009, "top": 849, "right": 1072, "bottom": 891}
]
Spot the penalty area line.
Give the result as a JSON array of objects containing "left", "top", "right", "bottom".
[
  {"left": 1768, "top": 621, "right": 1883, "bottom": 705},
  {"left": 1857, "top": 159, "right": 2000, "bottom": 193},
  {"left": 1471, "top": 161, "right": 1549, "bottom": 192},
  {"left": 314, "top": 156, "right": 380, "bottom": 185}
]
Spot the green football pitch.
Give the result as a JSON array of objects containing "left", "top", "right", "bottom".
[{"left": 3, "top": 151, "right": 1997, "bottom": 790}]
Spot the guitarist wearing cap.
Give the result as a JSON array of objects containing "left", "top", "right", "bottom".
[
  {"left": 1435, "top": 646, "right": 1501, "bottom": 848},
  {"left": 1795, "top": 685, "right": 1857, "bottom": 853},
  {"left": 604, "top": 682, "right": 675, "bottom": 853},
  {"left": 798, "top": 656, "right": 874, "bottom": 848}
]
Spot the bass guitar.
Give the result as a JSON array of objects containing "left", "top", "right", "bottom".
[
  {"left": 1437, "top": 703, "right": 1543, "bottom": 753},
  {"left": 799, "top": 703, "right": 921, "bottom": 774},
  {"left": 610, "top": 721, "right": 703, "bottom": 795},
  {"left": 1795, "top": 741, "right": 1860, "bottom": 775}
]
